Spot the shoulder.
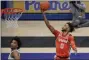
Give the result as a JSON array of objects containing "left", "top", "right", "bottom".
[
  {"left": 53, "top": 30, "right": 61, "bottom": 38},
  {"left": 12, "top": 50, "right": 19, "bottom": 56},
  {"left": 53, "top": 30, "right": 61, "bottom": 35},
  {"left": 68, "top": 34, "right": 74, "bottom": 39},
  {"left": 54, "top": 30, "right": 60, "bottom": 34}
]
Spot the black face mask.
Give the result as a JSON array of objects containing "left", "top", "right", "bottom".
[{"left": 61, "top": 29, "right": 67, "bottom": 32}]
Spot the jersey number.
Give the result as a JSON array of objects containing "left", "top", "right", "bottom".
[{"left": 60, "top": 43, "right": 64, "bottom": 49}]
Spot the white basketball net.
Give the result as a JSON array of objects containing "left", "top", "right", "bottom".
[{"left": 3, "top": 8, "right": 23, "bottom": 28}]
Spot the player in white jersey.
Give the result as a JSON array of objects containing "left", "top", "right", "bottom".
[
  {"left": 70, "top": 1, "right": 89, "bottom": 28},
  {"left": 8, "top": 36, "right": 21, "bottom": 60}
]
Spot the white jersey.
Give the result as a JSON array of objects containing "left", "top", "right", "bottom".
[
  {"left": 8, "top": 49, "right": 20, "bottom": 60},
  {"left": 70, "top": 2, "right": 86, "bottom": 20}
]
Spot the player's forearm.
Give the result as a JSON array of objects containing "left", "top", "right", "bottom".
[
  {"left": 42, "top": 12, "right": 51, "bottom": 28},
  {"left": 72, "top": 45, "right": 77, "bottom": 51},
  {"left": 71, "top": 42, "right": 77, "bottom": 51},
  {"left": 42, "top": 12, "right": 55, "bottom": 33},
  {"left": 70, "top": 40, "right": 77, "bottom": 51}
]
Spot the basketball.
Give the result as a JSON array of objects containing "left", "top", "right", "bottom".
[{"left": 40, "top": 2, "right": 50, "bottom": 11}]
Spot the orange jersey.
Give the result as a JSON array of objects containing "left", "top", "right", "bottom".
[{"left": 53, "top": 30, "right": 76, "bottom": 57}]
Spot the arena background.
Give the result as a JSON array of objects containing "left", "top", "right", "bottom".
[{"left": 1, "top": 1, "right": 89, "bottom": 60}]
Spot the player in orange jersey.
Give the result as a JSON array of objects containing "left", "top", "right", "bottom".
[{"left": 41, "top": 11, "right": 77, "bottom": 60}]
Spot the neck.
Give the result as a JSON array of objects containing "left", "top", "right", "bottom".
[
  {"left": 62, "top": 31, "right": 69, "bottom": 36},
  {"left": 11, "top": 48, "right": 17, "bottom": 51}
]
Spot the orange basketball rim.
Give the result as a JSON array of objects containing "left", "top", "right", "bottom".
[{"left": 1, "top": 8, "right": 24, "bottom": 16}]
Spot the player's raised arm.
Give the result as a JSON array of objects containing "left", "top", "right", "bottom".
[
  {"left": 40, "top": 2, "right": 59, "bottom": 36},
  {"left": 12, "top": 51, "right": 20, "bottom": 60},
  {"left": 42, "top": 11, "right": 55, "bottom": 34}
]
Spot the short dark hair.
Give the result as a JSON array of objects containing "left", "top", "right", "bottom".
[
  {"left": 67, "top": 22, "right": 75, "bottom": 32},
  {"left": 10, "top": 36, "right": 22, "bottom": 49}
]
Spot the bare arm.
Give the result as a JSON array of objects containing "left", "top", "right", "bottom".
[
  {"left": 69, "top": 35, "right": 77, "bottom": 52},
  {"left": 12, "top": 51, "right": 20, "bottom": 60},
  {"left": 42, "top": 11, "right": 55, "bottom": 34}
]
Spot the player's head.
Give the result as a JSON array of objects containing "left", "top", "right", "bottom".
[
  {"left": 10, "top": 36, "right": 22, "bottom": 49},
  {"left": 62, "top": 22, "right": 74, "bottom": 32}
]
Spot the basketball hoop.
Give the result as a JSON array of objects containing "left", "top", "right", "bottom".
[{"left": 1, "top": 8, "right": 24, "bottom": 28}]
